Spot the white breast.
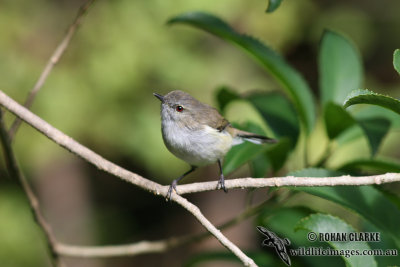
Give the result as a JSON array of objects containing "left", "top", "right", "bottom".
[{"left": 161, "top": 120, "right": 233, "bottom": 166}]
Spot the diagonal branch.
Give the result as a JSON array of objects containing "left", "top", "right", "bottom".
[
  {"left": 0, "top": 90, "right": 257, "bottom": 267},
  {"left": 1, "top": 88, "right": 400, "bottom": 264},
  {"left": 0, "top": 109, "right": 64, "bottom": 267},
  {"left": 2, "top": 90, "right": 399, "bottom": 194},
  {"left": 55, "top": 197, "right": 269, "bottom": 258},
  {"left": 8, "top": 0, "right": 97, "bottom": 140}
]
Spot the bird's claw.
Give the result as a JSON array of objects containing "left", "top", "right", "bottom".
[
  {"left": 217, "top": 175, "right": 228, "bottom": 193},
  {"left": 166, "top": 181, "right": 178, "bottom": 201}
]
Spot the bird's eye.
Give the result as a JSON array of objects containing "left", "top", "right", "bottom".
[{"left": 175, "top": 105, "right": 184, "bottom": 112}]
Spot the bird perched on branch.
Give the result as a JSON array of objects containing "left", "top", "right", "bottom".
[{"left": 154, "top": 90, "right": 276, "bottom": 200}]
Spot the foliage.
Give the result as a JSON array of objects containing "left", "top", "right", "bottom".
[
  {"left": 169, "top": 11, "right": 400, "bottom": 267},
  {"left": 266, "top": 0, "right": 283, "bottom": 13},
  {"left": 2, "top": 1, "right": 400, "bottom": 266}
]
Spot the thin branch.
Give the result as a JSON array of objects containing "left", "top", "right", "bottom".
[
  {"left": 172, "top": 172, "right": 400, "bottom": 194},
  {"left": 2, "top": 90, "right": 399, "bottom": 194},
  {"left": 0, "top": 109, "right": 64, "bottom": 267},
  {"left": 2, "top": 89, "right": 400, "bottom": 265},
  {"left": 55, "top": 198, "right": 270, "bottom": 258},
  {"left": 2, "top": 88, "right": 400, "bottom": 264},
  {"left": 0, "top": 90, "right": 257, "bottom": 267},
  {"left": 8, "top": 0, "right": 97, "bottom": 140}
]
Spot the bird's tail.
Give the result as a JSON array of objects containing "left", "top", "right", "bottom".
[{"left": 232, "top": 129, "right": 277, "bottom": 145}]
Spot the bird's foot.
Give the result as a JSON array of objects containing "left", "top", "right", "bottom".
[
  {"left": 217, "top": 174, "right": 228, "bottom": 193},
  {"left": 166, "top": 180, "right": 178, "bottom": 201}
]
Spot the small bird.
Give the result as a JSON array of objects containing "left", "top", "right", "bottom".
[{"left": 154, "top": 90, "right": 276, "bottom": 200}]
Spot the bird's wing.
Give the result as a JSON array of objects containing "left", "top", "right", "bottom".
[{"left": 195, "top": 104, "right": 230, "bottom": 132}]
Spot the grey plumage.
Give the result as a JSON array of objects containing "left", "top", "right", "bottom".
[{"left": 154, "top": 90, "right": 277, "bottom": 200}]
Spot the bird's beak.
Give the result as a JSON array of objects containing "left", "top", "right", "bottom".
[{"left": 153, "top": 93, "right": 164, "bottom": 102}]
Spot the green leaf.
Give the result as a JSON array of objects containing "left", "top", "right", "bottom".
[
  {"left": 215, "top": 86, "right": 240, "bottom": 113},
  {"left": 258, "top": 207, "right": 343, "bottom": 267},
  {"left": 319, "top": 30, "right": 363, "bottom": 107},
  {"left": 343, "top": 89, "right": 400, "bottom": 115},
  {"left": 296, "top": 214, "right": 377, "bottom": 267},
  {"left": 302, "top": 186, "right": 400, "bottom": 248},
  {"left": 259, "top": 207, "right": 314, "bottom": 246},
  {"left": 361, "top": 220, "right": 400, "bottom": 266},
  {"left": 265, "top": 137, "right": 292, "bottom": 172},
  {"left": 223, "top": 140, "right": 266, "bottom": 175},
  {"left": 266, "top": 0, "right": 283, "bottom": 13},
  {"left": 168, "top": 12, "right": 315, "bottom": 133},
  {"left": 291, "top": 168, "right": 400, "bottom": 248},
  {"left": 324, "top": 102, "right": 356, "bottom": 139},
  {"left": 394, "top": 49, "right": 400, "bottom": 75},
  {"left": 323, "top": 102, "right": 390, "bottom": 156},
  {"left": 214, "top": 88, "right": 300, "bottom": 148},
  {"left": 246, "top": 92, "right": 300, "bottom": 147},
  {"left": 357, "top": 117, "right": 391, "bottom": 156},
  {"left": 223, "top": 122, "right": 267, "bottom": 175},
  {"left": 250, "top": 153, "right": 271, "bottom": 178},
  {"left": 354, "top": 105, "right": 400, "bottom": 128},
  {"left": 337, "top": 104, "right": 400, "bottom": 145},
  {"left": 336, "top": 124, "right": 363, "bottom": 145},
  {"left": 250, "top": 138, "right": 292, "bottom": 176},
  {"left": 338, "top": 158, "right": 400, "bottom": 173}
]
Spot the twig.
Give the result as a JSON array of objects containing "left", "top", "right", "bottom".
[
  {"left": 8, "top": 0, "right": 97, "bottom": 140},
  {"left": 0, "top": 90, "right": 257, "bottom": 267},
  {"left": 55, "top": 198, "right": 270, "bottom": 258},
  {"left": 2, "top": 90, "right": 400, "bottom": 193},
  {"left": 2, "top": 88, "right": 400, "bottom": 264},
  {"left": 0, "top": 109, "right": 64, "bottom": 267},
  {"left": 2, "top": 89, "right": 400, "bottom": 265},
  {"left": 172, "top": 173, "right": 400, "bottom": 194}
]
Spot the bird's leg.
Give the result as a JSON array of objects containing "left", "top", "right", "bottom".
[
  {"left": 167, "top": 166, "right": 196, "bottom": 201},
  {"left": 217, "top": 159, "right": 228, "bottom": 193}
]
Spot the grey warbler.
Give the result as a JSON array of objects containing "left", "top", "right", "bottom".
[{"left": 154, "top": 90, "right": 276, "bottom": 200}]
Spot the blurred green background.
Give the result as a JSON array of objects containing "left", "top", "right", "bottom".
[{"left": 1, "top": 0, "right": 400, "bottom": 266}]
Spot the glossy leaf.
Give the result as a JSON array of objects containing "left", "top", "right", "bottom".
[
  {"left": 223, "top": 140, "right": 266, "bottom": 175},
  {"left": 215, "top": 87, "right": 300, "bottom": 148},
  {"left": 265, "top": 137, "right": 292, "bottom": 172},
  {"left": 215, "top": 86, "right": 240, "bottom": 113},
  {"left": 250, "top": 137, "right": 292, "bottom": 176},
  {"left": 296, "top": 214, "right": 377, "bottom": 267},
  {"left": 357, "top": 117, "right": 391, "bottom": 156},
  {"left": 168, "top": 12, "right": 315, "bottom": 133},
  {"left": 258, "top": 207, "right": 314, "bottom": 246},
  {"left": 319, "top": 30, "right": 363, "bottom": 107},
  {"left": 344, "top": 89, "right": 400, "bottom": 115},
  {"left": 259, "top": 207, "right": 342, "bottom": 267},
  {"left": 291, "top": 168, "right": 400, "bottom": 248},
  {"left": 336, "top": 124, "right": 363, "bottom": 145},
  {"left": 323, "top": 102, "right": 391, "bottom": 155},
  {"left": 338, "top": 158, "right": 400, "bottom": 173},
  {"left": 299, "top": 186, "right": 400, "bottom": 248},
  {"left": 354, "top": 105, "right": 400, "bottom": 128},
  {"left": 324, "top": 102, "right": 356, "bottom": 139},
  {"left": 223, "top": 122, "right": 267, "bottom": 175},
  {"left": 337, "top": 104, "right": 400, "bottom": 145},
  {"left": 361, "top": 220, "right": 400, "bottom": 266},
  {"left": 246, "top": 92, "right": 300, "bottom": 147},
  {"left": 266, "top": 0, "right": 283, "bottom": 13},
  {"left": 250, "top": 153, "right": 271, "bottom": 178},
  {"left": 394, "top": 49, "right": 400, "bottom": 75}
]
